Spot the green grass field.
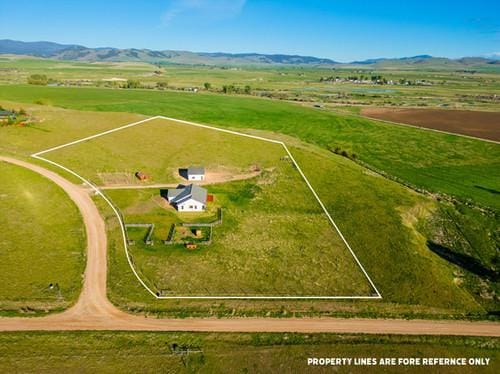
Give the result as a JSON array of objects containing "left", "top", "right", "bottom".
[
  {"left": 1, "top": 104, "right": 497, "bottom": 318},
  {"left": 0, "top": 96, "right": 497, "bottom": 318},
  {"left": 0, "top": 85, "right": 498, "bottom": 211},
  {"left": 0, "top": 332, "right": 498, "bottom": 373},
  {"left": 0, "top": 101, "right": 145, "bottom": 157},
  {"left": 0, "top": 161, "right": 85, "bottom": 315},
  {"left": 1, "top": 56, "right": 499, "bottom": 111},
  {"left": 43, "top": 117, "right": 372, "bottom": 296},
  {"left": 96, "top": 130, "right": 485, "bottom": 318},
  {"left": 44, "top": 118, "right": 285, "bottom": 184}
]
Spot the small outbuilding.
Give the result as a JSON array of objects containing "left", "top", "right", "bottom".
[
  {"left": 166, "top": 184, "right": 207, "bottom": 212},
  {"left": 135, "top": 171, "right": 149, "bottom": 181},
  {"left": 0, "top": 110, "right": 16, "bottom": 120},
  {"left": 187, "top": 166, "right": 205, "bottom": 181}
]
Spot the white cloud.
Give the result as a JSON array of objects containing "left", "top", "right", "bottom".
[
  {"left": 484, "top": 52, "right": 500, "bottom": 59},
  {"left": 161, "top": 0, "right": 246, "bottom": 25}
]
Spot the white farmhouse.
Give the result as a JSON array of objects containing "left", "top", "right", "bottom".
[
  {"left": 166, "top": 184, "right": 207, "bottom": 212},
  {"left": 187, "top": 166, "right": 205, "bottom": 181}
]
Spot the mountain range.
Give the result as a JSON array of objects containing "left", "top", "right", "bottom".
[{"left": 1, "top": 39, "right": 498, "bottom": 69}]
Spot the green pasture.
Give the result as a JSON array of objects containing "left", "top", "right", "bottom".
[
  {"left": 44, "top": 117, "right": 371, "bottom": 296},
  {"left": 0, "top": 161, "right": 85, "bottom": 315},
  {"left": 1, "top": 56, "right": 499, "bottom": 110},
  {"left": 1, "top": 332, "right": 498, "bottom": 373},
  {"left": 45, "top": 117, "right": 285, "bottom": 185},
  {"left": 0, "top": 101, "right": 144, "bottom": 156},
  {"left": 0, "top": 96, "right": 496, "bottom": 318},
  {"left": 0, "top": 85, "right": 497, "bottom": 210},
  {"left": 99, "top": 132, "right": 485, "bottom": 317},
  {"left": 109, "top": 169, "right": 371, "bottom": 297}
]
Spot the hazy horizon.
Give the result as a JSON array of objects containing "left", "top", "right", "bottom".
[{"left": 1, "top": 0, "right": 499, "bottom": 62}]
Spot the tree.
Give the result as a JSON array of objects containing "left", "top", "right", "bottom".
[
  {"left": 243, "top": 85, "right": 252, "bottom": 94},
  {"left": 203, "top": 82, "right": 212, "bottom": 90},
  {"left": 27, "top": 74, "right": 48, "bottom": 85},
  {"left": 126, "top": 79, "right": 141, "bottom": 89},
  {"left": 156, "top": 81, "right": 168, "bottom": 89},
  {"left": 222, "top": 84, "right": 235, "bottom": 94}
]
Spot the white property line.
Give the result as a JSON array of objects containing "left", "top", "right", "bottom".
[
  {"left": 32, "top": 115, "right": 382, "bottom": 300},
  {"left": 31, "top": 153, "right": 158, "bottom": 299}
]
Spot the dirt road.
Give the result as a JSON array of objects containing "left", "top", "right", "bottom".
[
  {"left": 1, "top": 156, "right": 499, "bottom": 337},
  {"left": 98, "top": 170, "right": 262, "bottom": 190}
]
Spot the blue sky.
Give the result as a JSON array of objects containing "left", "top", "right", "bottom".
[{"left": 1, "top": 0, "right": 499, "bottom": 61}]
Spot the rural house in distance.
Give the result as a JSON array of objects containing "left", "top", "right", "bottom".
[
  {"left": 166, "top": 184, "right": 207, "bottom": 211},
  {"left": 187, "top": 166, "right": 205, "bottom": 181},
  {"left": 0, "top": 110, "right": 16, "bottom": 121}
]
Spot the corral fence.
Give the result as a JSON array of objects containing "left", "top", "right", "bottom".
[
  {"left": 125, "top": 223, "right": 155, "bottom": 245},
  {"left": 164, "top": 208, "right": 221, "bottom": 246},
  {"left": 163, "top": 223, "right": 176, "bottom": 245},
  {"left": 164, "top": 226, "right": 213, "bottom": 246}
]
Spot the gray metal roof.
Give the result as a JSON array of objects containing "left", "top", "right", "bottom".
[
  {"left": 170, "top": 184, "right": 207, "bottom": 205},
  {"left": 167, "top": 188, "right": 183, "bottom": 200},
  {"left": 0, "top": 110, "right": 15, "bottom": 117},
  {"left": 187, "top": 166, "right": 205, "bottom": 175}
]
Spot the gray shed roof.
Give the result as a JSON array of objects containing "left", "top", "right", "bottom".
[
  {"left": 170, "top": 184, "right": 207, "bottom": 205},
  {"left": 167, "top": 188, "right": 183, "bottom": 200},
  {"left": 188, "top": 166, "right": 205, "bottom": 175},
  {"left": 0, "top": 110, "right": 15, "bottom": 118}
]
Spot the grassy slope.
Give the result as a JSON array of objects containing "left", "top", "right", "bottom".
[
  {"left": 0, "top": 99, "right": 495, "bottom": 317},
  {"left": 0, "top": 85, "right": 497, "bottom": 210},
  {"left": 45, "top": 117, "right": 284, "bottom": 184},
  {"left": 0, "top": 162, "right": 85, "bottom": 315},
  {"left": 100, "top": 137, "right": 482, "bottom": 317},
  {"left": 0, "top": 101, "right": 145, "bottom": 156},
  {"left": 0, "top": 332, "right": 498, "bottom": 373},
  {"left": 423, "top": 202, "right": 500, "bottom": 312},
  {"left": 108, "top": 173, "right": 370, "bottom": 297},
  {"left": 48, "top": 117, "right": 369, "bottom": 296}
]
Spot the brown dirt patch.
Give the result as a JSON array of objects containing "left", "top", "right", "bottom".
[
  {"left": 361, "top": 107, "right": 500, "bottom": 141},
  {"left": 98, "top": 172, "right": 135, "bottom": 186}
]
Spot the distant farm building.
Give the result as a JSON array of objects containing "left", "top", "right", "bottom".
[
  {"left": 187, "top": 166, "right": 205, "bottom": 181},
  {"left": 166, "top": 184, "right": 207, "bottom": 212},
  {"left": 0, "top": 110, "right": 16, "bottom": 121}
]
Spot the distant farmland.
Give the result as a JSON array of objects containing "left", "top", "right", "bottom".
[
  {"left": 362, "top": 108, "right": 500, "bottom": 142},
  {"left": 1, "top": 85, "right": 498, "bottom": 209}
]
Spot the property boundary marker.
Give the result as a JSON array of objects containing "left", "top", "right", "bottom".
[{"left": 32, "top": 115, "right": 382, "bottom": 300}]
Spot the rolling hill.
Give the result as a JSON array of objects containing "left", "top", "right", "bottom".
[
  {"left": 1, "top": 39, "right": 498, "bottom": 69},
  {"left": 0, "top": 39, "right": 338, "bottom": 66}
]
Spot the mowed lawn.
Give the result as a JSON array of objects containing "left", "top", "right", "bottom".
[
  {"left": 45, "top": 118, "right": 372, "bottom": 296},
  {"left": 0, "top": 332, "right": 498, "bottom": 373},
  {"left": 0, "top": 162, "right": 85, "bottom": 314},
  {"left": 0, "top": 85, "right": 498, "bottom": 209}
]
